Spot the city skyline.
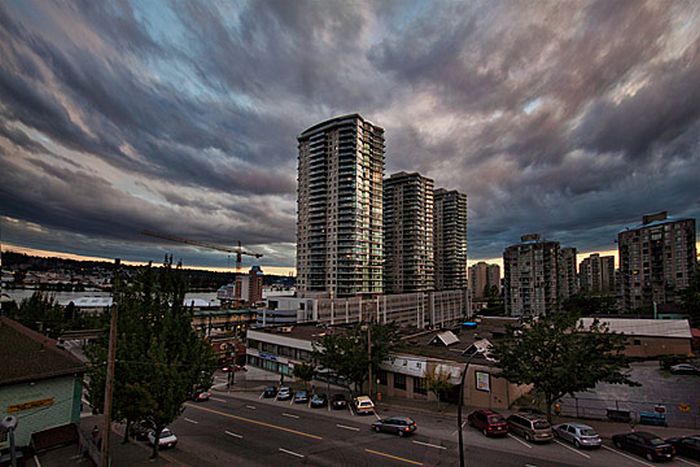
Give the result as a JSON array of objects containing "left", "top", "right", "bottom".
[{"left": 2, "top": 1, "right": 700, "bottom": 274}]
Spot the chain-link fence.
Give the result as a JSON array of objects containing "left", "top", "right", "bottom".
[{"left": 559, "top": 395, "right": 700, "bottom": 429}]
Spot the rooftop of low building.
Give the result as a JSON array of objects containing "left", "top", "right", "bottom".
[{"left": 0, "top": 317, "right": 86, "bottom": 386}]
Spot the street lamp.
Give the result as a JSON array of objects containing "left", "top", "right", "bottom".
[
  {"left": 457, "top": 352, "right": 478, "bottom": 467},
  {"left": 0, "top": 416, "right": 18, "bottom": 467}
]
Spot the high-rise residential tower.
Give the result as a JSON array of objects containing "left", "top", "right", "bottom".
[
  {"left": 383, "top": 172, "right": 434, "bottom": 293},
  {"left": 296, "top": 114, "right": 385, "bottom": 298},
  {"left": 579, "top": 253, "right": 616, "bottom": 295},
  {"left": 503, "top": 234, "right": 578, "bottom": 317},
  {"left": 469, "top": 262, "right": 501, "bottom": 299},
  {"left": 618, "top": 211, "right": 697, "bottom": 311},
  {"left": 434, "top": 189, "right": 468, "bottom": 291},
  {"left": 559, "top": 247, "right": 579, "bottom": 300}
]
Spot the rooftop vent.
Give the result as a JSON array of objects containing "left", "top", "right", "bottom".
[{"left": 429, "top": 330, "right": 460, "bottom": 347}]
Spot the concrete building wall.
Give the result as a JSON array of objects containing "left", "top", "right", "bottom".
[
  {"left": 434, "top": 189, "right": 468, "bottom": 291},
  {"left": 579, "top": 254, "right": 616, "bottom": 295},
  {"left": 0, "top": 375, "right": 82, "bottom": 449},
  {"left": 623, "top": 336, "right": 692, "bottom": 358},
  {"left": 469, "top": 262, "right": 501, "bottom": 299}
]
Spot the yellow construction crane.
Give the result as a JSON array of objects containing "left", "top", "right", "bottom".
[{"left": 141, "top": 230, "right": 263, "bottom": 307}]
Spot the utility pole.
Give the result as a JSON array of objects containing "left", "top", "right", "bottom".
[
  {"left": 367, "top": 322, "right": 372, "bottom": 398},
  {"left": 457, "top": 353, "right": 477, "bottom": 467},
  {"left": 101, "top": 258, "right": 120, "bottom": 467}
]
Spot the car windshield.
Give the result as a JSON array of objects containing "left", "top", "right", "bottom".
[
  {"left": 488, "top": 415, "right": 505, "bottom": 423},
  {"left": 359, "top": 402, "right": 371, "bottom": 406},
  {"left": 648, "top": 438, "right": 665, "bottom": 446},
  {"left": 580, "top": 429, "right": 597, "bottom": 436},
  {"left": 160, "top": 429, "right": 172, "bottom": 438},
  {"left": 533, "top": 421, "right": 550, "bottom": 429},
  {"left": 296, "top": 391, "right": 306, "bottom": 396}
]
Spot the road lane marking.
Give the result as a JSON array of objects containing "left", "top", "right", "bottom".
[
  {"left": 336, "top": 424, "right": 360, "bottom": 432},
  {"left": 246, "top": 405, "right": 256, "bottom": 410},
  {"left": 677, "top": 458, "right": 700, "bottom": 467},
  {"left": 412, "top": 440, "right": 447, "bottom": 450},
  {"left": 601, "top": 445, "right": 654, "bottom": 466},
  {"left": 507, "top": 433, "right": 533, "bottom": 449},
  {"left": 184, "top": 417, "right": 199, "bottom": 425},
  {"left": 184, "top": 403, "right": 323, "bottom": 440},
  {"left": 553, "top": 439, "right": 590, "bottom": 459},
  {"left": 289, "top": 399, "right": 294, "bottom": 405},
  {"left": 450, "top": 421, "right": 466, "bottom": 436},
  {"left": 210, "top": 397, "right": 227, "bottom": 403},
  {"left": 373, "top": 410, "right": 382, "bottom": 420},
  {"left": 225, "top": 430, "right": 243, "bottom": 439},
  {"left": 259, "top": 392, "right": 264, "bottom": 399},
  {"left": 279, "top": 448, "right": 304, "bottom": 459},
  {"left": 282, "top": 412, "right": 299, "bottom": 419},
  {"left": 365, "top": 449, "right": 423, "bottom": 466}
]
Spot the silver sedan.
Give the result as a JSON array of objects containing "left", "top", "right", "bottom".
[{"left": 552, "top": 423, "right": 602, "bottom": 449}]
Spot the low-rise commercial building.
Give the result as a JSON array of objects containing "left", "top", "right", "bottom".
[
  {"left": 0, "top": 317, "right": 85, "bottom": 454},
  {"left": 579, "top": 318, "right": 693, "bottom": 357}
]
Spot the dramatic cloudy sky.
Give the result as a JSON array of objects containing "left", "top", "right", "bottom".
[{"left": 1, "top": 0, "right": 699, "bottom": 274}]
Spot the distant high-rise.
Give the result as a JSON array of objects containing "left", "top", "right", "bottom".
[
  {"left": 434, "top": 189, "right": 468, "bottom": 290},
  {"left": 469, "top": 262, "right": 501, "bottom": 299},
  {"left": 504, "top": 234, "right": 574, "bottom": 317},
  {"left": 618, "top": 211, "right": 697, "bottom": 311},
  {"left": 235, "top": 265, "right": 264, "bottom": 305},
  {"left": 559, "top": 247, "right": 579, "bottom": 300},
  {"left": 579, "top": 253, "right": 616, "bottom": 295},
  {"left": 296, "top": 114, "right": 385, "bottom": 298},
  {"left": 384, "top": 172, "right": 434, "bottom": 293}
]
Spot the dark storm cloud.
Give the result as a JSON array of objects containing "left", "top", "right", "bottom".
[{"left": 0, "top": 0, "right": 698, "bottom": 267}]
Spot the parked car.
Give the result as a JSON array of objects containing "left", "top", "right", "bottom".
[
  {"left": 371, "top": 417, "right": 417, "bottom": 437},
  {"left": 467, "top": 409, "right": 508, "bottom": 437},
  {"left": 612, "top": 432, "right": 675, "bottom": 462},
  {"left": 147, "top": 428, "right": 178, "bottom": 449},
  {"left": 191, "top": 389, "right": 211, "bottom": 402},
  {"left": 294, "top": 390, "right": 309, "bottom": 404},
  {"left": 353, "top": 395, "right": 375, "bottom": 415},
  {"left": 552, "top": 423, "right": 602, "bottom": 449},
  {"left": 262, "top": 386, "right": 277, "bottom": 398},
  {"left": 331, "top": 394, "right": 348, "bottom": 410},
  {"left": 666, "top": 436, "right": 700, "bottom": 461},
  {"left": 670, "top": 364, "right": 700, "bottom": 375},
  {"left": 506, "top": 413, "right": 553, "bottom": 443},
  {"left": 276, "top": 386, "right": 292, "bottom": 401},
  {"left": 130, "top": 421, "right": 152, "bottom": 441},
  {"left": 310, "top": 393, "right": 328, "bottom": 408}
]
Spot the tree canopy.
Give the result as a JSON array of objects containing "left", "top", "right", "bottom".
[
  {"left": 86, "top": 258, "right": 217, "bottom": 458},
  {"left": 492, "top": 312, "right": 638, "bottom": 421},
  {"left": 313, "top": 322, "right": 399, "bottom": 393}
]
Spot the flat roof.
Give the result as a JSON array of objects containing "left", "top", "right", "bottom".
[
  {"left": 298, "top": 113, "right": 381, "bottom": 139},
  {"left": 579, "top": 318, "right": 692, "bottom": 339}
]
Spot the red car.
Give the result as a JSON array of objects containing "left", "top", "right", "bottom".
[{"left": 467, "top": 409, "right": 508, "bottom": 437}]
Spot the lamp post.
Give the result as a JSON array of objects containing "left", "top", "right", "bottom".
[
  {"left": 0, "top": 416, "right": 18, "bottom": 467},
  {"left": 457, "top": 353, "right": 478, "bottom": 467}
]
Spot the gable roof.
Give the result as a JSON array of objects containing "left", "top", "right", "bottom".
[
  {"left": 579, "top": 318, "right": 692, "bottom": 339},
  {"left": 0, "top": 317, "right": 86, "bottom": 387}
]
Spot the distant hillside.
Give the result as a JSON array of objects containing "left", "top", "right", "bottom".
[{"left": 1, "top": 251, "right": 295, "bottom": 290}]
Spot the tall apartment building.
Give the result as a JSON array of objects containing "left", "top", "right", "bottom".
[
  {"left": 559, "top": 247, "right": 579, "bottom": 300},
  {"left": 434, "top": 189, "right": 468, "bottom": 291},
  {"left": 618, "top": 211, "right": 697, "bottom": 311},
  {"left": 234, "top": 265, "right": 265, "bottom": 305},
  {"left": 469, "top": 262, "right": 501, "bottom": 299},
  {"left": 296, "top": 114, "right": 385, "bottom": 298},
  {"left": 383, "top": 172, "right": 434, "bottom": 293},
  {"left": 579, "top": 253, "right": 616, "bottom": 295},
  {"left": 503, "top": 234, "right": 577, "bottom": 317}
]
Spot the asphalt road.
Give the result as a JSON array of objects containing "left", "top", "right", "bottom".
[{"left": 153, "top": 392, "right": 700, "bottom": 467}]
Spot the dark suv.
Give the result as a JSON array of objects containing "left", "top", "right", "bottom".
[
  {"left": 467, "top": 409, "right": 508, "bottom": 437},
  {"left": 506, "top": 413, "right": 553, "bottom": 443}
]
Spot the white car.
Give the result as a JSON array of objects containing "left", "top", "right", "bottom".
[{"left": 147, "top": 428, "right": 178, "bottom": 449}]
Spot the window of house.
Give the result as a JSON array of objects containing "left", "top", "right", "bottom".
[
  {"left": 394, "top": 373, "right": 406, "bottom": 390},
  {"left": 633, "top": 339, "right": 641, "bottom": 346},
  {"left": 413, "top": 377, "right": 427, "bottom": 395},
  {"left": 377, "top": 370, "right": 387, "bottom": 385}
]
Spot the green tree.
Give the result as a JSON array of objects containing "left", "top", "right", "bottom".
[
  {"left": 680, "top": 269, "right": 700, "bottom": 326},
  {"left": 425, "top": 367, "right": 454, "bottom": 410},
  {"left": 86, "top": 258, "right": 217, "bottom": 458},
  {"left": 8, "top": 291, "right": 65, "bottom": 338},
  {"left": 492, "top": 312, "right": 638, "bottom": 422},
  {"left": 292, "top": 362, "right": 316, "bottom": 389},
  {"left": 561, "top": 293, "right": 617, "bottom": 316},
  {"left": 314, "top": 322, "right": 399, "bottom": 394}
]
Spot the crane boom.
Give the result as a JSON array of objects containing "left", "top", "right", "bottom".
[{"left": 141, "top": 230, "right": 263, "bottom": 258}]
